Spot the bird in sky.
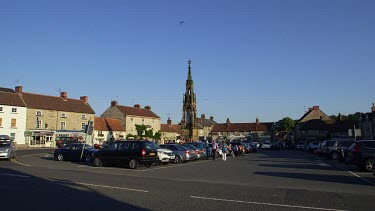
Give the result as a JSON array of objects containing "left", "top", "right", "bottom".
[{"left": 179, "top": 20, "right": 184, "bottom": 25}]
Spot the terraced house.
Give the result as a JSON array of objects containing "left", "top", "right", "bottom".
[
  {"left": 14, "top": 86, "right": 95, "bottom": 147},
  {"left": 0, "top": 87, "right": 27, "bottom": 145},
  {"left": 101, "top": 101, "right": 161, "bottom": 138}
]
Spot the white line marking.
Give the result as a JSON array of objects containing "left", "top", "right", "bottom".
[
  {"left": 190, "top": 196, "right": 348, "bottom": 211},
  {"left": 53, "top": 180, "right": 149, "bottom": 193},
  {"left": 347, "top": 170, "right": 375, "bottom": 186},
  {"left": 0, "top": 173, "right": 31, "bottom": 178}
]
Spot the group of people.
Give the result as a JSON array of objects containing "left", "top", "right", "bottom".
[{"left": 208, "top": 140, "right": 245, "bottom": 161}]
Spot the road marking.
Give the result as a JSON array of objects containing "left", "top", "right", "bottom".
[
  {"left": 190, "top": 196, "right": 348, "bottom": 211},
  {"left": 53, "top": 180, "right": 149, "bottom": 193},
  {"left": 346, "top": 170, "right": 375, "bottom": 186},
  {"left": 0, "top": 173, "right": 31, "bottom": 178},
  {"left": 11, "top": 158, "right": 32, "bottom": 167}
]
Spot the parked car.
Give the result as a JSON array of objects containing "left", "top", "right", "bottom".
[
  {"left": 54, "top": 143, "right": 98, "bottom": 162},
  {"left": 270, "top": 142, "right": 281, "bottom": 150},
  {"left": 252, "top": 142, "right": 260, "bottom": 149},
  {"left": 307, "top": 141, "right": 321, "bottom": 153},
  {"left": 321, "top": 139, "right": 354, "bottom": 160},
  {"left": 156, "top": 146, "right": 175, "bottom": 164},
  {"left": 92, "top": 140, "right": 158, "bottom": 169},
  {"left": 313, "top": 143, "right": 325, "bottom": 156},
  {"left": 347, "top": 140, "right": 375, "bottom": 172},
  {"left": 183, "top": 144, "right": 203, "bottom": 159},
  {"left": 261, "top": 141, "right": 271, "bottom": 150},
  {"left": 296, "top": 141, "right": 306, "bottom": 150},
  {"left": 0, "top": 135, "right": 16, "bottom": 160},
  {"left": 242, "top": 143, "right": 252, "bottom": 153},
  {"left": 185, "top": 142, "right": 207, "bottom": 158},
  {"left": 159, "top": 144, "right": 195, "bottom": 163}
]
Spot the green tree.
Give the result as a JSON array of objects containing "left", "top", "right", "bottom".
[
  {"left": 135, "top": 124, "right": 147, "bottom": 136},
  {"left": 144, "top": 129, "right": 154, "bottom": 138},
  {"left": 276, "top": 117, "right": 295, "bottom": 132},
  {"left": 153, "top": 131, "right": 161, "bottom": 140}
]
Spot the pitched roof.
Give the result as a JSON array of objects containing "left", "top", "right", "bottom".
[
  {"left": 212, "top": 122, "right": 273, "bottom": 132},
  {"left": 196, "top": 118, "right": 217, "bottom": 127},
  {"left": 171, "top": 124, "right": 183, "bottom": 134},
  {"left": 94, "top": 117, "right": 124, "bottom": 131},
  {"left": 161, "top": 124, "right": 178, "bottom": 133},
  {"left": 20, "top": 92, "right": 95, "bottom": 114},
  {"left": 299, "top": 119, "right": 356, "bottom": 132},
  {"left": 117, "top": 105, "right": 160, "bottom": 118},
  {"left": 0, "top": 87, "right": 26, "bottom": 107}
]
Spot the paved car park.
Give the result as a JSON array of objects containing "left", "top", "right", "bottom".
[{"left": 1, "top": 149, "right": 375, "bottom": 210}]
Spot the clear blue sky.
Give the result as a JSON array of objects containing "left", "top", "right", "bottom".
[{"left": 1, "top": 0, "right": 374, "bottom": 124}]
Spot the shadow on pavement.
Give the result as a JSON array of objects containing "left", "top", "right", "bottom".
[
  {"left": 254, "top": 171, "right": 374, "bottom": 186},
  {"left": 258, "top": 163, "right": 333, "bottom": 171},
  {"left": 0, "top": 167, "right": 149, "bottom": 211}
]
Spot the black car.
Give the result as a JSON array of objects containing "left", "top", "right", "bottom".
[
  {"left": 347, "top": 140, "right": 375, "bottom": 172},
  {"left": 54, "top": 143, "right": 98, "bottom": 163},
  {"left": 92, "top": 140, "right": 158, "bottom": 169}
]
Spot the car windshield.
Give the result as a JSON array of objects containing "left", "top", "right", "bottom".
[
  {"left": 144, "top": 142, "right": 158, "bottom": 150},
  {"left": 0, "top": 141, "right": 11, "bottom": 147}
]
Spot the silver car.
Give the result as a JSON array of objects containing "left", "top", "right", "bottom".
[
  {"left": 0, "top": 135, "right": 16, "bottom": 160},
  {"left": 159, "top": 144, "right": 196, "bottom": 164}
]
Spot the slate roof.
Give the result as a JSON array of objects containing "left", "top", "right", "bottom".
[
  {"left": 117, "top": 105, "right": 160, "bottom": 118},
  {"left": 0, "top": 87, "right": 26, "bottom": 107},
  {"left": 20, "top": 92, "right": 95, "bottom": 114},
  {"left": 212, "top": 122, "right": 273, "bottom": 132},
  {"left": 94, "top": 117, "right": 124, "bottom": 131}
]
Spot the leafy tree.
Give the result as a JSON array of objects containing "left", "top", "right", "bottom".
[
  {"left": 153, "top": 131, "right": 161, "bottom": 140},
  {"left": 144, "top": 129, "right": 154, "bottom": 138},
  {"left": 135, "top": 124, "right": 147, "bottom": 136},
  {"left": 276, "top": 117, "right": 295, "bottom": 132}
]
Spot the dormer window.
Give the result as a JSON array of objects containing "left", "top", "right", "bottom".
[
  {"left": 36, "top": 111, "right": 42, "bottom": 116},
  {"left": 11, "top": 108, "right": 17, "bottom": 113},
  {"left": 61, "top": 113, "right": 67, "bottom": 118}
]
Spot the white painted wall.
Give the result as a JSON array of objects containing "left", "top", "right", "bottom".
[{"left": 0, "top": 105, "right": 27, "bottom": 145}]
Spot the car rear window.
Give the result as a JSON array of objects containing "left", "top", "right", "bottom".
[{"left": 144, "top": 142, "right": 157, "bottom": 150}]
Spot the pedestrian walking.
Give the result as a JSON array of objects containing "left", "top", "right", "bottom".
[
  {"left": 212, "top": 140, "right": 218, "bottom": 160},
  {"left": 221, "top": 141, "right": 228, "bottom": 161}
]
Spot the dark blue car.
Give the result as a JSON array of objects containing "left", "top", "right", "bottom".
[{"left": 54, "top": 143, "right": 98, "bottom": 163}]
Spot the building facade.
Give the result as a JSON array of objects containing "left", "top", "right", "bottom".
[
  {"left": 15, "top": 86, "right": 95, "bottom": 147},
  {"left": 0, "top": 87, "right": 27, "bottom": 145},
  {"left": 101, "top": 101, "right": 161, "bottom": 138},
  {"left": 93, "top": 117, "right": 125, "bottom": 144},
  {"left": 359, "top": 104, "right": 375, "bottom": 140}
]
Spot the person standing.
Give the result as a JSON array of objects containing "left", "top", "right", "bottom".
[
  {"left": 212, "top": 140, "right": 218, "bottom": 160},
  {"left": 221, "top": 141, "right": 228, "bottom": 161}
]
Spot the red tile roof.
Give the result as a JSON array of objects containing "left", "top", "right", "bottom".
[
  {"left": 0, "top": 88, "right": 26, "bottom": 107},
  {"left": 212, "top": 122, "right": 273, "bottom": 132},
  {"left": 117, "top": 105, "right": 160, "bottom": 118},
  {"left": 20, "top": 92, "right": 95, "bottom": 114},
  {"left": 171, "top": 124, "right": 183, "bottom": 134},
  {"left": 161, "top": 124, "right": 178, "bottom": 133},
  {"left": 94, "top": 117, "right": 124, "bottom": 131}
]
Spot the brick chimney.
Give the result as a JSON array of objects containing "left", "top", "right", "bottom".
[
  {"left": 256, "top": 117, "right": 259, "bottom": 124},
  {"left": 201, "top": 114, "right": 206, "bottom": 119},
  {"left": 167, "top": 117, "right": 172, "bottom": 126},
  {"left": 226, "top": 118, "right": 231, "bottom": 124},
  {"left": 111, "top": 100, "right": 118, "bottom": 107},
  {"left": 60, "top": 92, "right": 67, "bottom": 100},
  {"left": 144, "top": 105, "right": 151, "bottom": 111},
  {"left": 372, "top": 103, "right": 375, "bottom": 113},
  {"left": 80, "top": 96, "right": 88, "bottom": 103},
  {"left": 313, "top": 106, "right": 320, "bottom": 110},
  {"left": 134, "top": 104, "right": 141, "bottom": 109},
  {"left": 210, "top": 116, "right": 214, "bottom": 121},
  {"left": 15, "top": 86, "right": 23, "bottom": 93}
]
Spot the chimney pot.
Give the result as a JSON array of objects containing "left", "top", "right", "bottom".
[
  {"left": 210, "top": 116, "right": 214, "bottom": 121},
  {"left": 144, "top": 105, "right": 151, "bottom": 111},
  {"left": 226, "top": 118, "right": 231, "bottom": 124},
  {"left": 313, "top": 106, "right": 320, "bottom": 110},
  {"left": 371, "top": 103, "right": 375, "bottom": 113},
  {"left": 134, "top": 104, "right": 141, "bottom": 109},
  {"left": 201, "top": 114, "right": 206, "bottom": 119},
  {"left": 15, "top": 86, "right": 23, "bottom": 93},
  {"left": 256, "top": 117, "right": 259, "bottom": 124},
  {"left": 80, "top": 96, "right": 88, "bottom": 103},
  {"left": 167, "top": 117, "right": 172, "bottom": 126},
  {"left": 60, "top": 92, "right": 67, "bottom": 100},
  {"left": 111, "top": 100, "right": 118, "bottom": 107}
]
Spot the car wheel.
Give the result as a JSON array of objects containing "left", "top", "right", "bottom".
[
  {"left": 363, "top": 158, "right": 374, "bottom": 172},
  {"left": 93, "top": 157, "right": 102, "bottom": 167},
  {"left": 129, "top": 159, "right": 139, "bottom": 169},
  {"left": 57, "top": 154, "right": 64, "bottom": 161},
  {"left": 85, "top": 154, "right": 92, "bottom": 163},
  {"left": 174, "top": 155, "right": 182, "bottom": 164},
  {"left": 330, "top": 152, "right": 339, "bottom": 160}
]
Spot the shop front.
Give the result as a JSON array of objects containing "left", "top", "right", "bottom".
[{"left": 25, "top": 130, "right": 55, "bottom": 147}]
